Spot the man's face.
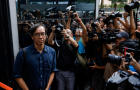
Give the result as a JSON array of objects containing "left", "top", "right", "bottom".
[
  {"left": 63, "top": 29, "right": 73, "bottom": 41},
  {"left": 32, "top": 26, "right": 47, "bottom": 46},
  {"left": 116, "top": 37, "right": 126, "bottom": 46},
  {"left": 75, "top": 29, "right": 82, "bottom": 37}
]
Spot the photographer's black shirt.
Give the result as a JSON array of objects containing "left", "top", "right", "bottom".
[
  {"left": 56, "top": 41, "right": 77, "bottom": 71},
  {"left": 85, "top": 40, "right": 105, "bottom": 66}
]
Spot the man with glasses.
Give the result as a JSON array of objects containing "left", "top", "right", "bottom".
[{"left": 13, "top": 23, "right": 57, "bottom": 90}]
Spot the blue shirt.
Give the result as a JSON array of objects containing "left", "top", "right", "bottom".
[
  {"left": 74, "top": 37, "right": 85, "bottom": 54},
  {"left": 13, "top": 44, "right": 57, "bottom": 90}
]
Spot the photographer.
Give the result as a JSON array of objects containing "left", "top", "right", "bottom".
[
  {"left": 105, "top": 39, "right": 140, "bottom": 90},
  {"left": 77, "top": 14, "right": 106, "bottom": 90},
  {"left": 71, "top": 12, "right": 90, "bottom": 90},
  {"left": 104, "top": 31, "right": 130, "bottom": 80},
  {"left": 48, "top": 22, "right": 78, "bottom": 90},
  {"left": 18, "top": 21, "right": 33, "bottom": 48}
]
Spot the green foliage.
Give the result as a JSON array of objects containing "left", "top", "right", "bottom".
[
  {"left": 109, "top": 0, "right": 127, "bottom": 3},
  {"left": 108, "top": 2, "right": 125, "bottom": 8}
]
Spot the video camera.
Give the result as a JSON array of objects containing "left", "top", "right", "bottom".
[
  {"left": 100, "top": 28, "right": 119, "bottom": 44},
  {"left": 87, "top": 26, "right": 119, "bottom": 43},
  {"left": 124, "top": 0, "right": 139, "bottom": 13},
  {"left": 103, "top": 12, "right": 122, "bottom": 25}
]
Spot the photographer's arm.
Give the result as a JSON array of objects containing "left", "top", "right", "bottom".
[
  {"left": 48, "top": 26, "right": 55, "bottom": 45},
  {"left": 15, "top": 78, "right": 29, "bottom": 90},
  {"left": 123, "top": 12, "right": 130, "bottom": 30},
  {"left": 89, "top": 63, "right": 105, "bottom": 69},
  {"left": 130, "top": 10, "right": 136, "bottom": 39},
  {"left": 130, "top": 58, "right": 140, "bottom": 73},
  {"left": 117, "top": 17, "right": 129, "bottom": 31},
  {"left": 60, "top": 12, "right": 67, "bottom": 28},
  {"left": 45, "top": 72, "right": 55, "bottom": 90},
  {"left": 75, "top": 13, "right": 88, "bottom": 45},
  {"left": 66, "top": 11, "right": 72, "bottom": 29},
  {"left": 114, "top": 18, "right": 120, "bottom": 29},
  {"left": 68, "top": 36, "right": 78, "bottom": 47}
]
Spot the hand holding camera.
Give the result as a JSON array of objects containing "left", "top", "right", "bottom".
[
  {"left": 51, "top": 25, "right": 56, "bottom": 32},
  {"left": 123, "top": 12, "right": 129, "bottom": 19}
]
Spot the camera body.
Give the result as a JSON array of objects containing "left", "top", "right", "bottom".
[
  {"left": 103, "top": 12, "right": 122, "bottom": 25},
  {"left": 66, "top": 5, "right": 76, "bottom": 18},
  {"left": 135, "top": 32, "right": 140, "bottom": 39},
  {"left": 125, "top": 53, "right": 132, "bottom": 62},
  {"left": 88, "top": 31, "right": 97, "bottom": 39},
  {"left": 119, "top": 39, "right": 140, "bottom": 61},
  {"left": 124, "top": 1, "right": 139, "bottom": 13},
  {"left": 100, "top": 29, "right": 119, "bottom": 44},
  {"left": 87, "top": 22, "right": 98, "bottom": 38},
  {"left": 55, "top": 23, "right": 64, "bottom": 34},
  {"left": 54, "top": 23, "right": 64, "bottom": 42}
]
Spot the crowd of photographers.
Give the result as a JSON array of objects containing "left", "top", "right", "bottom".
[
  {"left": 18, "top": 7, "right": 93, "bottom": 20},
  {"left": 17, "top": 1, "right": 140, "bottom": 90}
]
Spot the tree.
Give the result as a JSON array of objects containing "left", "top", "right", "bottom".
[
  {"left": 109, "top": 0, "right": 127, "bottom": 3},
  {"left": 100, "top": 0, "right": 104, "bottom": 8}
]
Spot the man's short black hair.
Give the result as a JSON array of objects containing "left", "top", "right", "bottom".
[{"left": 30, "top": 23, "right": 47, "bottom": 36}]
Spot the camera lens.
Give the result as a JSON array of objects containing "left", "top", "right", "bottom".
[{"left": 108, "top": 54, "right": 122, "bottom": 66}]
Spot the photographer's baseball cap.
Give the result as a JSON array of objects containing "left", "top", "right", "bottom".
[{"left": 116, "top": 31, "right": 129, "bottom": 39}]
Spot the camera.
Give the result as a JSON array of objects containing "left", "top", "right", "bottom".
[
  {"left": 66, "top": 5, "right": 76, "bottom": 18},
  {"left": 124, "top": 1, "right": 139, "bottom": 13},
  {"left": 55, "top": 23, "right": 64, "bottom": 34},
  {"left": 54, "top": 23, "right": 64, "bottom": 44},
  {"left": 106, "top": 70, "right": 140, "bottom": 90},
  {"left": 87, "top": 22, "right": 98, "bottom": 38},
  {"left": 88, "top": 31, "right": 96, "bottom": 39},
  {"left": 135, "top": 32, "right": 140, "bottom": 39},
  {"left": 110, "top": 12, "right": 122, "bottom": 19},
  {"left": 108, "top": 54, "right": 122, "bottom": 66},
  {"left": 100, "top": 29, "right": 119, "bottom": 43},
  {"left": 125, "top": 53, "right": 132, "bottom": 62},
  {"left": 91, "top": 22, "right": 98, "bottom": 28},
  {"left": 119, "top": 39, "right": 140, "bottom": 61},
  {"left": 103, "top": 12, "right": 122, "bottom": 25},
  {"left": 87, "top": 29, "right": 97, "bottom": 39},
  {"left": 105, "top": 70, "right": 130, "bottom": 90}
]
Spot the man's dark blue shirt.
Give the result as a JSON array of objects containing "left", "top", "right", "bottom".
[{"left": 13, "top": 44, "right": 57, "bottom": 90}]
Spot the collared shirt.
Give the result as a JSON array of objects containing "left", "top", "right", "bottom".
[{"left": 13, "top": 44, "right": 57, "bottom": 90}]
